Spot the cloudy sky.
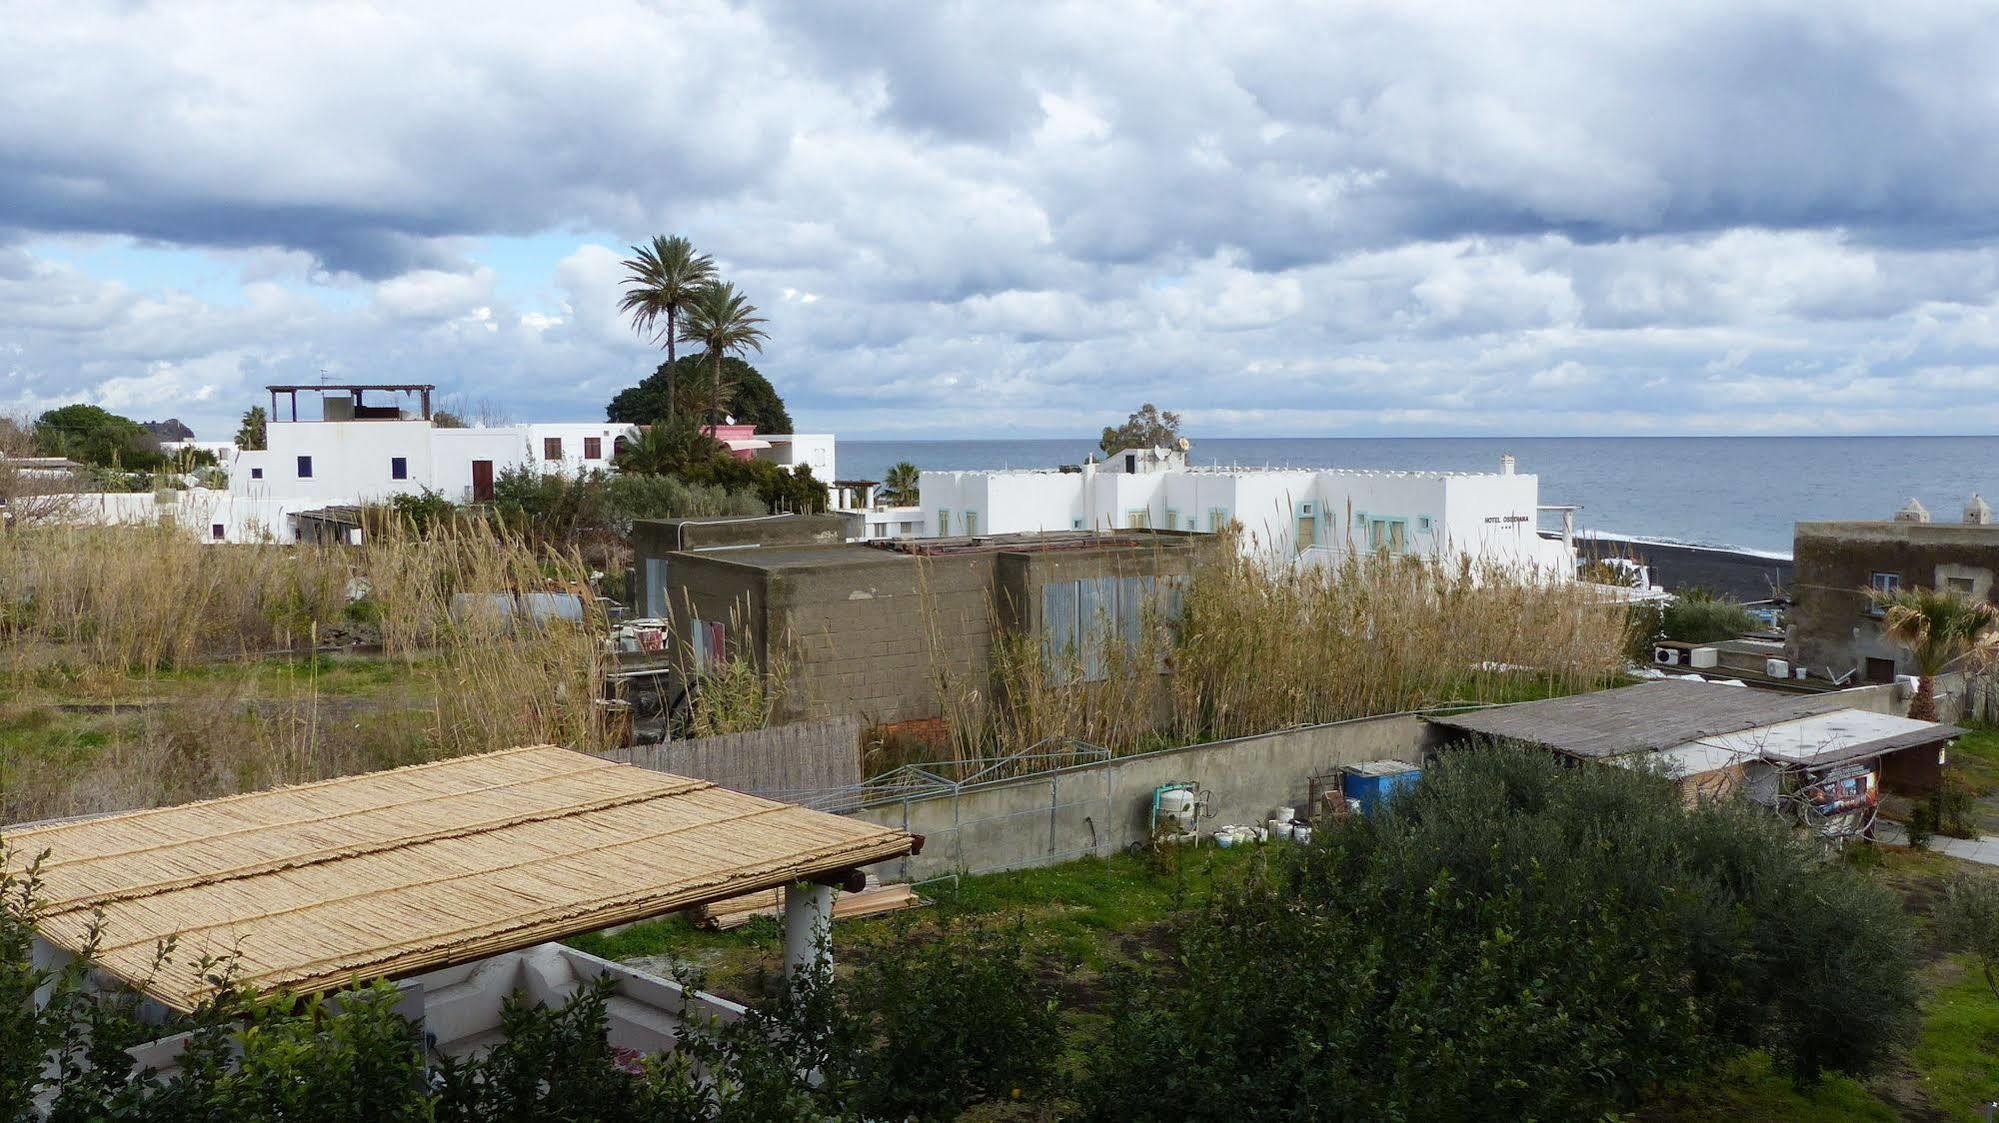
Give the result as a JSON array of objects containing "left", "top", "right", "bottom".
[{"left": 6, "top": 1, "right": 1999, "bottom": 440}]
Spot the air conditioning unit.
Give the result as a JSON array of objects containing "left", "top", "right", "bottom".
[
  {"left": 1689, "top": 647, "right": 1720, "bottom": 669},
  {"left": 1654, "top": 647, "right": 1682, "bottom": 666},
  {"left": 1765, "top": 658, "right": 1789, "bottom": 679}
]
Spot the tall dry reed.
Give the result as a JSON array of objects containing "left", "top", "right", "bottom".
[
  {"left": 1, "top": 519, "right": 612, "bottom": 821},
  {"left": 936, "top": 542, "right": 1629, "bottom": 762}
]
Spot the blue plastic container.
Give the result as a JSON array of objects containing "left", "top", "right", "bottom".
[{"left": 1342, "top": 761, "right": 1422, "bottom": 816}]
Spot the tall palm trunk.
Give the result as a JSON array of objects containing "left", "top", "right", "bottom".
[
  {"left": 664, "top": 308, "right": 677, "bottom": 422},
  {"left": 1910, "top": 675, "right": 1939, "bottom": 722},
  {"left": 710, "top": 351, "right": 723, "bottom": 426}
]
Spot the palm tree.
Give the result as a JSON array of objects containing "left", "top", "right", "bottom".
[
  {"left": 679, "top": 282, "right": 770, "bottom": 427},
  {"left": 618, "top": 236, "right": 715, "bottom": 422},
  {"left": 879, "top": 461, "right": 920, "bottom": 506},
  {"left": 1870, "top": 585, "right": 1999, "bottom": 721}
]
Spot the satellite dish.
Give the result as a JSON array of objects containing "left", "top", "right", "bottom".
[{"left": 1176, "top": 437, "right": 1191, "bottom": 451}]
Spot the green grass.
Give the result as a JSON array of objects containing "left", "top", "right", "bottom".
[
  {"left": 1949, "top": 723, "right": 1999, "bottom": 835},
  {"left": 1909, "top": 957, "right": 1999, "bottom": 1121},
  {"left": 1649, "top": 1051, "right": 1899, "bottom": 1121},
  {"left": 566, "top": 846, "right": 1266, "bottom": 1002}
]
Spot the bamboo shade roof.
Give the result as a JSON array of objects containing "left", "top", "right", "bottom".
[{"left": 4, "top": 745, "right": 915, "bottom": 1012}]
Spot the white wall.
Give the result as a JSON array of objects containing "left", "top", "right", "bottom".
[{"left": 916, "top": 462, "right": 1573, "bottom": 579}]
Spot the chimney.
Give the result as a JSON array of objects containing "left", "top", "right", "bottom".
[
  {"left": 1968, "top": 494, "right": 1994, "bottom": 525},
  {"left": 1499, "top": 454, "right": 1516, "bottom": 476},
  {"left": 1894, "top": 498, "right": 1931, "bottom": 523}
]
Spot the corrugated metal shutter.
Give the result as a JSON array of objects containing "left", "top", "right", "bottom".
[{"left": 1041, "top": 580, "right": 1079, "bottom": 684}]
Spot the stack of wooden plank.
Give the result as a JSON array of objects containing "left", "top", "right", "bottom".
[{"left": 693, "top": 883, "right": 925, "bottom": 930}]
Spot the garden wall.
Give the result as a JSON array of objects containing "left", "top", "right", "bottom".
[{"left": 851, "top": 713, "right": 1435, "bottom": 882}]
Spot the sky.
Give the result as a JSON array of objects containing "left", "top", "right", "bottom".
[{"left": 7, "top": 1, "right": 1999, "bottom": 441}]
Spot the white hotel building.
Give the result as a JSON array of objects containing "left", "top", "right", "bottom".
[
  {"left": 918, "top": 447, "right": 1576, "bottom": 578},
  {"left": 70, "top": 383, "right": 835, "bottom": 543}
]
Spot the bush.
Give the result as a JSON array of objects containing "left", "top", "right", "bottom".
[
  {"left": 842, "top": 917, "right": 1064, "bottom": 1119},
  {"left": 1078, "top": 747, "right": 1919, "bottom": 1118},
  {"left": 1662, "top": 587, "right": 1759, "bottom": 643},
  {"left": 1933, "top": 771, "right": 1979, "bottom": 838}
]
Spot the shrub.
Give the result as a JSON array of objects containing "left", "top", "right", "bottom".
[
  {"left": 1932, "top": 771, "right": 1979, "bottom": 838},
  {"left": 843, "top": 917, "right": 1064, "bottom": 1119},
  {"left": 1661, "top": 587, "right": 1759, "bottom": 643},
  {"left": 1078, "top": 747, "right": 1919, "bottom": 1118},
  {"left": 1936, "top": 873, "right": 1999, "bottom": 1000}
]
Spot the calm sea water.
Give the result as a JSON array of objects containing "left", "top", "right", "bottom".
[{"left": 840, "top": 436, "right": 1999, "bottom": 557}]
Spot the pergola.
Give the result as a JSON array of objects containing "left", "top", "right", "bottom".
[
  {"left": 10, "top": 745, "right": 916, "bottom": 1013},
  {"left": 265, "top": 382, "right": 435, "bottom": 423}
]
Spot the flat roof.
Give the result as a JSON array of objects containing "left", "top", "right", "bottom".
[
  {"left": 6, "top": 746, "right": 914, "bottom": 1012},
  {"left": 1428, "top": 679, "right": 1875, "bottom": 760},
  {"left": 264, "top": 383, "right": 435, "bottom": 393},
  {"left": 1686, "top": 709, "right": 1958, "bottom": 769},
  {"left": 678, "top": 532, "right": 1198, "bottom": 572}
]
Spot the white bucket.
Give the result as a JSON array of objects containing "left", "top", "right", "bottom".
[
  {"left": 1268, "top": 819, "right": 1293, "bottom": 839},
  {"left": 1292, "top": 825, "right": 1313, "bottom": 845},
  {"left": 1274, "top": 806, "right": 1296, "bottom": 823}
]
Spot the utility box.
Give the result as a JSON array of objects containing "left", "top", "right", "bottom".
[
  {"left": 1342, "top": 760, "right": 1422, "bottom": 816},
  {"left": 1689, "top": 646, "right": 1720, "bottom": 669}
]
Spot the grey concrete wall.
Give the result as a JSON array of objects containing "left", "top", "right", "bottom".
[
  {"left": 772, "top": 553, "right": 995, "bottom": 726},
  {"left": 852, "top": 713, "right": 1430, "bottom": 881}
]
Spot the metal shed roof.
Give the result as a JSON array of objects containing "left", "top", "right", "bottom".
[
  {"left": 5, "top": 746, "right": 914, "bottom": 1011},
  {"left": 1428, "top": 678, "right": 1948, "bottom": 760}
]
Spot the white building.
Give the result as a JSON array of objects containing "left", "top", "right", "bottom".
[
  {"left": 918, "top": 448, "right": 1575, "bottom": 578},
  {"left": 67, "top": 384, "right": 836, "bottom": 543}
]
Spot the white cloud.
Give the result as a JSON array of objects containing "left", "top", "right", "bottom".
[{"left": 7, "top": 1, "right": 1999, "bottom": 436}]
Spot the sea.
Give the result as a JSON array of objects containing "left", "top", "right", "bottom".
[{"left": 839, "top": 436, "right": 1999, "bottom": 558}]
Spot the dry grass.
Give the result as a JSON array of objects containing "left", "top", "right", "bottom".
[
  {"left": 0, "top": 520, "right": 611, "bottom": 822},
  {"left": 938, "top": 540, "right": 1630, "bottom": 762}
]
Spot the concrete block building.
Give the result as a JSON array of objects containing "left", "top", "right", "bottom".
[
  {"left": 1791, "top": 497, "right": 1999, "bottom": 683},
  {"left": 650, "top": 530, "right": 1214, "bottom": 727}
]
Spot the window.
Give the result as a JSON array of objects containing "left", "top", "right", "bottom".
[
  {"left": 543, "top": 437, "right": 563, "bottom": 460},
  {"left": 390, "top": 456, "right": 408, "bottom": 480},
  {"left": 689, "top": 618, "right": 725, "bottom": 670},
  {"left": 1125, "top": 508, "right": 1151, "bottom": 529},
  {"left": 1072, "top": 518, "right": 1085, "bottom": 530},
  {"left": 1948, "top": 576, "right": 1976, "bottom": 595},
  {"left": 1417, "top": 515, "right": 1433, "bottom": 532},
  {"left": 1869, "top": 572, "right": 1901, "bottom": 594},
  {"left": 1354, "top": 510, "right": 1368, "bottom": 528},
  {"left": 210, "top": 523, "right": 225, "bottom": 540},
  {"left": 1125, "top": 453, "right": 1136, "bottom": 473},
  {"left": 250, "top": 467, "right": 263, "bottom": 480},
  {"left": 584, "top": 436, "right": 602, "bottom": 460},
  {"left": 296, "top": 456, "right": 313, "bottom": 479},
  {"left": 1368, "top": 518, "right": 1409, "bottom": 553},
  {"left": 1164, "top": 509, "right": 1179, "bottom": 530},
  {"left": 1208, "top": 507, "right": 1230, "bottom": 531},
  {"left": 964, "top": 510, "right": 979, "bottom": 536},
  {"left": 643, "top": 557, "right": 669, "bottom": 618},
  {"left": 937, "top": 509, "right": 951, "bottom": 536}
]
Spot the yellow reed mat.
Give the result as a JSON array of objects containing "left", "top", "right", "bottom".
[{"left": 4, "top": 745, "right": 913, "bottom": 1011}]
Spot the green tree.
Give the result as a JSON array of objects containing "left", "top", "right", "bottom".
[
  {"left": 618, "top": 235, "right": 716, "bottom": 424},
  {"left": 1937, "top": 873, "right": 1999, "bottom": 1001},
  {"left": 234, "top": 406, "right": 267, "bottom": 451},
  {"left": 1080, "top": 747, "right": 1918, "bottom": 1117},
  {"left": 33, "top": 404, "right": 162, "bottom": 470},
  {"left": 612, "top": 417, "right": 726, "bottom": 478},
  {"left": 1869, "top": 585, "right": 1999, "bottom": 721},
  {"left": 679, "top": 282, "right": 770, "bottom": 427},
  {"left": 878, "top": 461, "right": 920, "bottom": 507},
  {"left": 606, "top": 355, "right": 793, "bottom": 433},
  {"left": 1099, "top": 402, "right": 1183, "bottom": 458}
]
